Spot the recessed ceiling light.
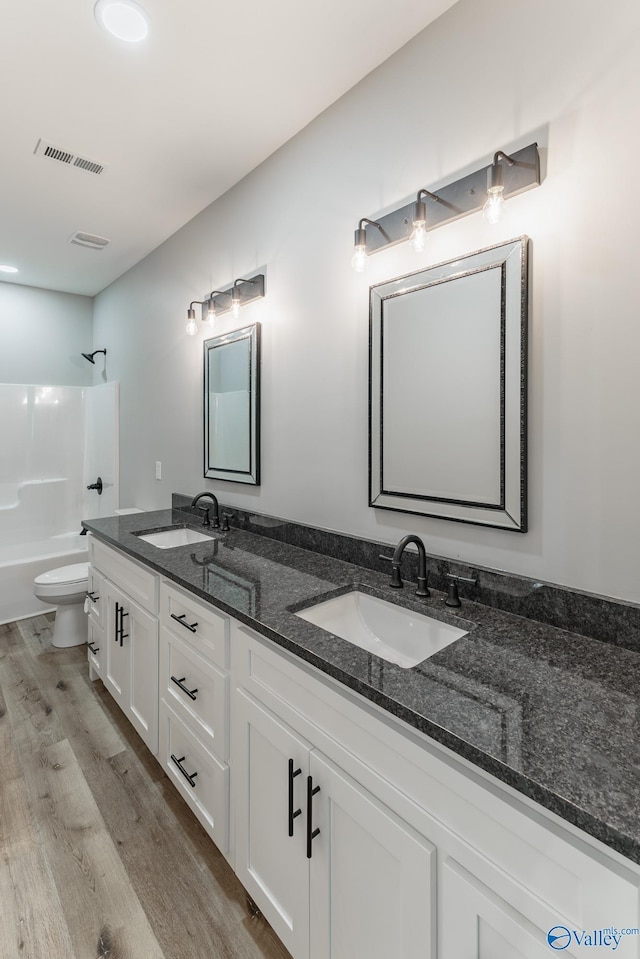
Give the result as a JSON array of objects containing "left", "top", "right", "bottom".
[
  {"left": 0, "top": 264, "right": 19, "bottom": 273},
  {"left": 94, "top": 0, "right": 149, "bottom": 43}
]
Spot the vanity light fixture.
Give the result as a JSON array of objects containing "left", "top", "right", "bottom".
[
  {"left": 409, "top": 190, "right": 441, "bottom": 252},
  {"left": 351, "top": 219, "right": 389, "bottom": 272},
  {"left": 351, "top": 142, "right": 540, "bottom": 264},
  {"left": 483, "top": 151, "right": 515, "bottom": 225},
  {"left": 184, "top": 274, "right": 265, "bottom": 335}
]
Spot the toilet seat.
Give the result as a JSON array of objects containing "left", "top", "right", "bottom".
[{"left": 34, "top": 562, "right": 89, "bottom": 597}]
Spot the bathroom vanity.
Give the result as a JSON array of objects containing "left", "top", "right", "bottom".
[{"left": 84, "top": 508, "right": 640, "bottom": 959}]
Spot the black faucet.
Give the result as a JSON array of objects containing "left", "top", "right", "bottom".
[
  {"left": 190, "top": 491, "right": 220, "bottom": 529},
  {"left": 380, "top": 534, "right": 430, "bottom": 598}
]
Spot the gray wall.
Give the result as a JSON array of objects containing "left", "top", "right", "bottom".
[
  {"left": 0, "top": 281, "right": 93, "bottom": 386},
  {"left": 92, "top": 0, "right": 640, "bottom": 603}
]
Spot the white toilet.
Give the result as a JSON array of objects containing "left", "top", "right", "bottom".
[{"left": 33, "top": 562, "right": 90, "bottom": 648}]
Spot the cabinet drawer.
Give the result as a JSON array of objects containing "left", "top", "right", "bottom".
[
  {"left": 87, "top": 617, "right": 103, "bottom": 677},
  {"left": 86, "top": 566, "right": 104, "bottom": 627},
  {"left": 160, "top": 626, "right": 229, "bottom": 760},
  {"left": 159, "top": 702, "right": 229, "bottom": 853},
  {"left": 91, "top": 537, "right": 159, "bottom": 613},
  {"left": 160, "top": 581, "right": 229, "bottom": 669}
]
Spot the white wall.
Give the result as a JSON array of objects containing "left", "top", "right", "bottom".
[
  {"left": 92, "top": 0, "right": 640, "bottom": 603},
  {"left": 0, "top": 281, "right": 93, "bottom": 386}
]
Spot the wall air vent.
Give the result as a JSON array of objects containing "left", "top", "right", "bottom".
[
  {"left": 69, "top": 232, "right": 110, "bottom": 251},
  {"left": 34, "top": 138, "right": 106, "bottom": 176}
]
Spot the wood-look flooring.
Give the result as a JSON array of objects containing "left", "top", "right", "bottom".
[{"left": 0, "top": 614, "right": 292, "bottom": 959}]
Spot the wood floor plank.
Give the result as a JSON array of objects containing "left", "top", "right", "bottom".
[
  {"left": 4, "top": 847, "right": 78, "bottom": 959},
  {"left": 17, "top": 613, "right": 56, "bottom": 657},
  {"left": 0, "top": 776, "right": 38, "bottom": 865}
]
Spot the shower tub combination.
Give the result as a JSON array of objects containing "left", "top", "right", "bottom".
[{"left": 0, "top": 382, "right": 119, "bottom": 625}]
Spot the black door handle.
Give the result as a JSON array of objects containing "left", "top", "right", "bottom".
[
  {"left": 87, "top": 477, "right": 103, "bottom": 494},
  {"left": 170, "top": 675, "right": 198, "bottom": 701},
  {"left": 306, "top": 775, "right": 320, "bottom": 858},
  {"left": 288, "top": 759, "right": 302, "bottom": 837},
  {"left": 171, "top": 754, "right": 198, "bottom": 788}
]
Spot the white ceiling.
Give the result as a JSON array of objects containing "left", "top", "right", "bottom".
[{"left": 0, "top": 0, "right": 459, "bottom": 297}]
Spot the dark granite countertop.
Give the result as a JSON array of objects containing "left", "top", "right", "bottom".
[{"left": 84, "top": 508, "right": 640, "bottom": 867}]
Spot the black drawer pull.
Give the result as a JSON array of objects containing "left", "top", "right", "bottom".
[
  {"left": 288, "top": 758, "right": 302, "bottom": 837},
  {"left": 87, "top": 641, "right": 100, "bottom": 654},
  {"left": 171, "top": 612, "right": 198, "bottom": 633},
  {"left": 86, "top": 591, "right": 99, "bottom": 603},
  {"left": 171, "top": 753, "right": 198, "bottom": 788},
  {"left": 306, "top": 775, "right": 320, "bottom": 858},
  {"left": 171, "top": 675, "right": 198, "bottom": 701}
]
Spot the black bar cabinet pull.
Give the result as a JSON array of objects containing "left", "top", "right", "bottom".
[
  {"left": 87, "top": 641, "right": 100, "bottom": 654},
  {"left": 170, "top": 612, "right": 198, "bottom": 633},
  {"left": 171, "top": 675, "right": 198, "bottom": 701},
  {"left": 86, "top": 591, "right": 99, "bottom": 603},
  {"left": 171, "top": 754, "right": 198, "bottom": 788},
  {"left": 288, "top": 759, "right": 302, "bottom": 837},
  {"left": 114, "top": 601, "right": 120, "bottom": 643},
  {"left": 306, "top": 775, "right": 320, "bottom": 858},
  {"left": 119, "top": 606, "right": 129, "bottom": 646}
]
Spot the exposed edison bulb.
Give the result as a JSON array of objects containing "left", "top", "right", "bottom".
[
  {"left": 185, "top": 317, "right": 198, "bottom": 336},
  {"left": 483, "top": 186, "right": 505, "bottom": 225},
  {"left": 231, "top": 295, "right": 241, "bottom": 319},
  {"left": 351, "top": 244, "right": 367, "bottom": 272},
  {"left": 207, "top": 305, "right": 216, "bottom": 327},
  {"left": 409, "top": 219, "right": 427, "bottom": 252}
]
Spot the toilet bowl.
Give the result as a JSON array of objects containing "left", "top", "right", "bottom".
[{"left": 33, "top": 562, "right": 90, "bottom": 648}]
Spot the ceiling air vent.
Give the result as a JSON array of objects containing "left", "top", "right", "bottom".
[
  {"left": 34, "top": 138, "right": 106, "bottom": 176},
  {"left": 69, "top": 232, "right": 110, "bottom": 251}
]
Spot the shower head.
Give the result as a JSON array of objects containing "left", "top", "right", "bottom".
[{"left": 82, "top": 349, "right": 107, "bottom": 364}]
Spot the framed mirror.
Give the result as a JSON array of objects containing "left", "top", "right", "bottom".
[
  {"left": 369, "top": 237, "right": 528, "bottom": 531},
  {"left": 204, "top": 323, "right": 260, "bottom": 485}
]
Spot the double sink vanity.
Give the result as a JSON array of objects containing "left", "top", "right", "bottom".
[{"left": 83, "top": 504, "right": 640, "bottom": 959}]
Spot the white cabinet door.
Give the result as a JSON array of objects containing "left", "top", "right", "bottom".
[
  {"left": 103, "top": 580, "right": 158, "bottom": 754},
  {"left": 309, "top": 750, "right": 435, "bottom": 959},
  {"left": 234, "top": 690, "right": 312, "bottom": 959},
  {"left": 440, "top": 858, "right": 575, "bottom": 959},
  {"left": 104, "top": 580, "right": 129, "bottom": 706},
  {"left": 128, "top": 597, "right": 158, "bottom": 753}
]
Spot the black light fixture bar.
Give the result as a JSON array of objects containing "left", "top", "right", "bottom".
[
  {"left": 359, "top": 142, "right": 540, "bottom": 255},
  {"left": 200, "top": 274, "right": 265, "bottom": 322}
]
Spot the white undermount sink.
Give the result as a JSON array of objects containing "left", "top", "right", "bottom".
[
  {"left": 136, "top": 527, "right": 215, "bottom": 549},
  {"left": 295, "top": 590, "right": 468, "bottom": 668}
]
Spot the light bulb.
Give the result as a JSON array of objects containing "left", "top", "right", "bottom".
[
  {"left": 185, "top": 307, "right": 198, "bottom": 335},
  {"left": 409, "top": 219, "right": 427, "bottom": 252},
  {"left": 483, "top": 187, "right": 504, "bottom": 225},
  {"left": 207, "top": 305, "right": 216, "bottom": 327},
  {"left": 351, "top": 244, "right": 367, "bottom": 273},
  {"left": 231, "top": 294, "right": 241, "bottom": 319}
]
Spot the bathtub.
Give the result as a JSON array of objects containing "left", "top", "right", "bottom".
[{"left": 0, "top": 531, "right": 88, "bottom": 625}]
